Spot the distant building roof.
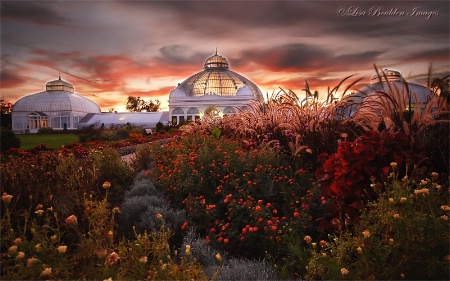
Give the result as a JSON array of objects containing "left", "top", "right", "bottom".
[
  {"left": 13, "top": 77, "right": 101, "bottom": 113},
  {"left": 78, "top": 112, "right": 168, "bottom": 128},
  {"left": 169, "top": 52, "right": 263, "bottom": 101}
]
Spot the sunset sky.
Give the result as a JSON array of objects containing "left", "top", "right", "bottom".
[{"left": 1, "top": 0, "right": 449, "bottom": 112}]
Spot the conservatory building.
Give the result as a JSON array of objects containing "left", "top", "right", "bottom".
[
  {"left": 12, "top": 77, "right": 101, "bottom": 133},
  {"left": 340, "top": 69, "right": 432, "bottom": 118},
  {"left": 168, "top": 52, "right": 264, "bottom": 125}
]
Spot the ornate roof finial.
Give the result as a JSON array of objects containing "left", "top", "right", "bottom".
[
  {"left": 59, "top": 72, "right": 61, "bottom": 80},
  {"left": 215, "top": 47, "right": 217, "bottom": 55}
]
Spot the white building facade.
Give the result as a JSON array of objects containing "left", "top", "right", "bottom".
[
  {"left": 168, "top": 52, "right": 264, "bottom": 125},
  {"left": 12, "top": 77, "right": 101, "bottom": 133}
]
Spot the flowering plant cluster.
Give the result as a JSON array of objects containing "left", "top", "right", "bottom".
[
  {"left": 305, "top": 167, "right": 449, "bottom": 280},
  {"left": 315, "top": 129, "right": 410, "bottom": 228},
  {"left": 147, "top": 135, "right": 326, "bottom": 261},
  {"left": 0, "top": 186, "right": 207, "bottom": 280}
]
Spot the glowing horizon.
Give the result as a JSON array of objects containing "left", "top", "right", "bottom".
[{"left": 1, "top": 1, "right": 448, "bottom": 112}]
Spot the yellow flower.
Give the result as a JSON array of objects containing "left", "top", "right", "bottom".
[
  {"left": 40, "top": 267, "right": 52, "bottom": 277},
  {"left": 35, "top": 209, "right": 44, "bottom": 216},
  {"left": 102, "top": 181, "right": 111, "bottom": 189},
  {"left": 341, "top": 268, "right": 349, "bottom": 275},
  {"left": 388, "top": 198, "right": 394, "bottom": 203},
  {"left": 304, "top": 235, "right": 312, "bottom": 244},
  {"left": 16, "top": 251, "right": 25, "bottom": 259},
  {"left": 13, "top": 238, "right": 22, "bottom": 245},
  {"left": 185, "top": 244, "right": 191, "bottom": 256},
  {"left": 400, "top": 197, "right": 407, "bottom": 203},
  {"left": 356, "top": 247, "right": 363, "bottom": 254},
  {"left": 2, "top": 193, "right": 13, "bottom": 204},
  {"left": 393, "top": 213, "right": 400, "bottom": 219},
  {"left": 420, "top": 180, "right": 428, "bottom": 185},
  {"left": 155, "top": 213, "right": 163, "bottom": 219},
  {"left": 50, "top": 234, "right": 57, "bottom": 241},
  {"left": 440, "top": 215, "right": 448, "bottom": 221},
  {"left": 215, "top": 253, "right": 222, "bottom": 263},
  {"left": 139, "top": 256, "right": 148, "bottom": 263},
  {"left": 389, "top": 238, "right": 394, "bottom": 245},
  {"left": 35, "top": 244, "right": 42, "bottom": 252},
  {"left": 58, "top": 245, "right": 67, "bottom": 254},
  {"left": 441, "top": 205, "right": 450, "bottom": 211},
  {"left": 390, "top": 162, "right": 397, "bottom": 168},
  {"left": 362, "top": 230, "right": 370, "bottom": 238},
  {"left": 104, "top": 278, "right": 113, "bottom": 281},
  {"left": 311, "top": 242, "right": 317, "bottom": 248},
  {"left": 107, "top": 230, "right": 113, "bottom": 237}
]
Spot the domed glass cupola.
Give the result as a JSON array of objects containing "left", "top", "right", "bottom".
[{"left": 46, "top": 76, "right": 75, "bottom": 93}]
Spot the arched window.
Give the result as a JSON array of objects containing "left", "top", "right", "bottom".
[
  {"left": 172, "top": 108, "right": 184, "bottom": 114},
  {"left": 223, "top": 106, "right": 236, "bottom": 115}
]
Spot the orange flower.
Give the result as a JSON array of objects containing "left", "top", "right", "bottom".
[
  {"left": 96, "top": 249, "right": 108, "bottom": 259},
  {"left": 65, "top": 215, "right": 78, "bottom": 225},
  {"left": 102, "top": 181, "right": 111, "bottom": 189},
  {"left": 2, "top": 193, "right": 13, "bottom": 204}
]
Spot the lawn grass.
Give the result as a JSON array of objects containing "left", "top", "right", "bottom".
[{"left": 18, "top": 134, "right": 79, "bottom": 150}]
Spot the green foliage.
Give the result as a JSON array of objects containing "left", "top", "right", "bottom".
[
  {"left": 0, "top": 127, "right": 21, "bottom": 152},
  {"left": 17, "top": 133, "right": 78, "bottom": 150},
  {"left": 212, "top": 127, "right": 221, "bottom": 139},
  {"left": 305, "top": 169, "right": 449, "bottom": 280},
  {"left": 0, "top": 190, "right": 206, "bottom": 280}
]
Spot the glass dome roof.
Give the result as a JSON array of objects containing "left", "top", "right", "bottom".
[
  {"left": 13, "top": 78, "right": 101, "bottom": 113},
  {"left": 341, "top": 69, "right": 432, "bottom": 117},
  {"left": 170, "top": 52, "right": 263, "bottom": 101}
]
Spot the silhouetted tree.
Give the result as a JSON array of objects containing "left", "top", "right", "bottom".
[
  {"left": 1, "top": 99, "right": 13, "bottom": 128},
  {"left": 126, "top": 96, "right": 161, "bottom": 112}
]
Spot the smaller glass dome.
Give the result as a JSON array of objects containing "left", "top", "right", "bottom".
[
  {"left": 371, "top": 69, "right": 403, "bottom": 84},
  {"left": 204, "top": 53, "right": 229, "bottom": 69},
  {"left": 236, "top": 84, "right": 254, "bottom": 97},
  {"left": 169, "top": 86, "right": 187, "bottom": 98},
  {"left": 46, "top": 76, "right": 74, "bottom": 93}
]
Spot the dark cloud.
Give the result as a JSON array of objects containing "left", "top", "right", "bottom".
[
  {"left": 1, "top": 2, "right": 71, "bottom": 27},
  {"left": 158, "top": 45, "right": 208, "bottom": 65},
  {"left": 235, "top": 44, "right": 331, "bottom": 72},
  {"left": 0, "top": 69, "right": 27, "bottom": 88},
  {"left": 233, "top": 44, "right": 385, "bottom": 74}
]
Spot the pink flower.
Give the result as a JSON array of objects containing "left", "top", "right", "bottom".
[{"left": 105, "top": 252, "right": 120, "bottom": 266}]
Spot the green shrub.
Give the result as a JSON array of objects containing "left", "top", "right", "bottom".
[
  {"left": 305, "top": 168, "right": 449, "bottom": 280},
  {"left": 0, "top": 127, "right": 21, "bottom": 152}
]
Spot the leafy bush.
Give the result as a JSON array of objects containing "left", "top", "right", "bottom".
[
  {"left": 305, "top": 169, "right": 449, "bottom": 280},
  {"left": 0, "top": 189, "right": 206, "bottom": 280},
  {"left": 315, "top": 129, "right": 410, "bottom": 229},
  {"left": 0, "top": 127, "right": 21, "bottom": 152},
  {"left": 147, "top": 135, "right": 325, "bottom": 262}
]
